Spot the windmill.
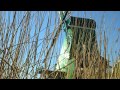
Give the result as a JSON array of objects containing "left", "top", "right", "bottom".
[
  {"left": 39, "top": 11, "right": 104, "bottom": 79},
  {"left": 55, "top": 11, "right": 97, "bottom": 79}
]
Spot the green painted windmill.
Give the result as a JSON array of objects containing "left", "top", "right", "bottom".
[
  {"left": 55, "top": 11, "right": 97, "bottom": 79},
  {"left": 39, "top": 11, "right": 97, "bottom": 79}
]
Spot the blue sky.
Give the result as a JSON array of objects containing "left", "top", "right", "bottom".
[
  {"left": 1, "top": 11, "right": 120, "bottom": 78},
  {"left": 13, "top": 11, "right": 120, "bottom": 67},
  {"left": 70, "top": 11, "right": 120, "bottom": 65},
  {"left": 39, "top": 11, "right": 120, "bottom": 69}
]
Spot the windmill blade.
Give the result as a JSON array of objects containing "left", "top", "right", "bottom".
[
  {"left": 57, "top": 11, "right": 71, "bottom": 21},
  {"left": 57, "top": 11, "right": 66, "bottom": 21}
]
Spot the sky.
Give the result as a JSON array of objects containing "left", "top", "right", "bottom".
[
  {"left": 38, "top": 11, "right": 120, "bottom": 69},
  {"left": 70, "top": 11, "right": 120, "bottom": 65},
  {"left": 1, "top": 11, "right": 120, "bottom": 78},
  {"left": 5, "top": 11, "right": 120, "bottom": 65}
]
